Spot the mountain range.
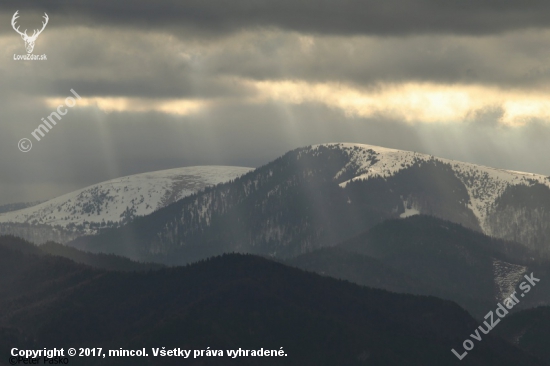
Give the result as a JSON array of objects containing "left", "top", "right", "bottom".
[
  {"left": 0, "top": 166, "right": 252, "bottom": 244},
  {"left": 69, "top": 143, "right": 550, "bottom": 264},
  {"left": 3, "top": 143, "right": 550, "bottom": 364},
  {"left": 0, "top": 237, "right": 546, "bottom": 366}
]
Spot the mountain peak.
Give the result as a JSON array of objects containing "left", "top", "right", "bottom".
[
  {"left": 307, "top": 143, "right": 550, "bottom": 232},
  {"left": 0, "top": 165, "right": 252, "bottom": 244}
]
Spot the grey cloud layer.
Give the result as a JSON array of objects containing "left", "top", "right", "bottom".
[
  {"left": 201, "top": 30, "right": 550, "bottom": 88},
  {"left": 5, "top": 27, "right": 550, "bottom": 103},
  {"left": 4, "top": 28, "right": 256, "bottom": 99},
  {"left": 2, "top": 0, "right": 550, "bottom": 36},
  {"left": 2, "top": 1, "right": 550, "bottom": 205}
]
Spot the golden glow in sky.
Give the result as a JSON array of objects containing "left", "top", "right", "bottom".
[
  {"left": 45, "top": 97, "right": 209, "bottom": 116},
  {"left": 46, "top": 80, "right": 550, "bottom": 127}
]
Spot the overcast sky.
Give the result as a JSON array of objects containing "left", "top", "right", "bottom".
[{"left": 2, "top": 1, "right": 550, "bottom": 204}]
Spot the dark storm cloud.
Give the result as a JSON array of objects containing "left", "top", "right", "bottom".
[
  {"left": 199, "top": 31, "right": 550, "bottom": 88},
  {"left": 3, "top": 1, "right": 550, "bottom": 206},
  {"left": 6, "top": 27, "right": 550, "bottom": 103},
  {"left": 1, "top": 0, "right": 550, "bottom": 37},
  {"left": 3, "top": 27, "right": 258, "bottom": 100}
]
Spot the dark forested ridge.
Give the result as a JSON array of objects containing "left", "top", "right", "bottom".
[
  {"left": 39, "top": 241, "right": 165, "bottom": 271},
  {"left": 289, "top": 215, "right": 550, "bottom": 318},
  {"left": 0, "top": 239, "right": 546, "bottom": 366},
  {"left": 496, "top": 306, "right": 550, "bottom": 364},
  {"left": 486, "top": 182, "right": 550, "bottom": 253},
  {"left": 0, "top": 235, "right": 164, "bottom": 272}
]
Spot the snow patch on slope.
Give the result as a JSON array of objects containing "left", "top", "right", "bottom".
[
  {"left": 492, "top": 258, "right": 527, "bottom": 302},
  {"left": 400, "top": 206, "right": 420, "bottom": 218}
]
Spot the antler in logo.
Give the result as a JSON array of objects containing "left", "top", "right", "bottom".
[{"left": 12, "top": 10, "right": 49, "bottom": 54}]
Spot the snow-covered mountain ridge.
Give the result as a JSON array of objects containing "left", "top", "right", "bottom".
[
  {"left": 0, "top": 166, "right": 252, "bottom": 243},
  {"left": 69, "top": 143, "right": 550, "bottom": 262},
  {"left": 320, "top": 143, "right": 550, "bottom": 233}
]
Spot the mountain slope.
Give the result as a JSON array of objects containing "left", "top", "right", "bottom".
[
  {"left": 289, "top": 216, "right": 549, "bottom": 318},
  {"left": 288, "top": 246, "right": 436, "bottom": 295},
  {"left": 0, "top": 235, "right": 164, "bottom": 271},
  {"left": 0, "top": 166, "right": 252, "bottom": 244},
  {"left": 71, "top": 143, "right": 550, "bottom": 264},
  {"left": 0, "top": 240, "right": 546, "bottom": 366},
  {"left": 496, "top": 306, "right": 550, "bottom": 364}
]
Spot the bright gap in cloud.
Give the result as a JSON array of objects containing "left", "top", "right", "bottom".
[
  {"left": 248, "top": 80, "right": 550, "bottom": 126},
  {"left": 43, "top": 81, "right": 550, "bottom": 126},
  {"left": 44, "top": 97, "right": 209, "bottom": 116}
]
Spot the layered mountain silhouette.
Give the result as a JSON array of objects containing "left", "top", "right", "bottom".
[
  {"left": 0, "top": 235, "right": 163, "bottom": 271},
  {"left": 288, "top": 215, "right": 550, "bottom": 318},
  {"left": 3, "top": 143, "right": 550, "bottom": 364},
  {"left": 0, "top": 238, "right": 546, "bottom": 366}
]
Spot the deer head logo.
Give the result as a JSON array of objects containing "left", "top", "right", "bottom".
[{"left": 11, "top": 10, "right": 49, "bottom": 54}]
